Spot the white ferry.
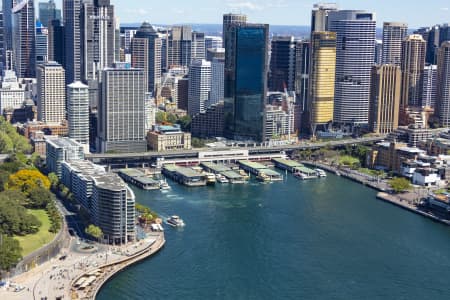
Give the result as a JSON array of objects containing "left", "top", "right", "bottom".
[
  {"left": 159, "top": 180, "right": 171, "bottom": 190},
  {"left": 216, "top": 174, "right": 229, "bottom": 184},
  {"left": 166, "top": 216, "right": 185, "bottom": 227},
  {"left": 315, "top": 169, "right": 327, "bottom": 178}
]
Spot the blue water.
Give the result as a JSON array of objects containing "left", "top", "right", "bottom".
[{"left": 98, "top": 173, "right": 450, "bottom": 299}]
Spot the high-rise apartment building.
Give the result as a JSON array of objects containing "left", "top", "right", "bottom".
[
  {"left": 45, "top": 137, "right": 84, "bottom": 178},
  {"left": 67, "top": 81, "right": 90, "bottom": 149},
  {"left": 436, "top": 42, "right": 450, "bottom": 127},
  {"left": 382, "top": 22, "right": 408, "bottom": 66},
  {"left": 401, "top": 34, "right": 426, "bottom": 109},
  {"left": 97, "top": 64, "right": 147, "bottom": 153},
  {"left": 422, "top": 65, "right": 437, "bottom": 109},
  {"left": 37, "top": 61, "right": 66, "bottom": 124},
  {"left": 269, "top": 36, "right": 297, "bottom": 92},
  {"left": 307, "top": 31, "right": 336, "bottom": 136},
  {"left": 131, "top": 22, "right": 162, "bottom": 93},
  {"left": 224, "top": 23, "right": 269, "bottom": 142},
  {"left": 64, "top": 0, "right": 82, "bottom": 84},
  {"left": 38, "top": 0, "right": 61, "bottom": 27},
  {"left": 188, "top": 59, "right": 211, "bottom": 116},
  {"left": 12, "top": 0, "right": 36, "bottom": 78},
  {"left": 369, "top": 65, "right": 401, "bottom": 134},
  {"left": 35, "top": 21, "right": 48, "bottom": 66},
  {"left": 328, "top": 10, "right": 376, "bottom": 126}
]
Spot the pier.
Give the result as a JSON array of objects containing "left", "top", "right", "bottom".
[
  {"left": 162, "top": 164, "right": 207, "bottom": 187},
  {"left": 238, "top": 161, "right": 283, "bottom": 181},
  {"left": 118, "top": 169, "right": 160, "bottom": 190},
  {"left": 200, "top": 162, "right": 246, "bottom": 183}
]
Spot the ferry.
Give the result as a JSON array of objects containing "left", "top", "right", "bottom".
[
  {"left": 239, "top": 169, "right": 250, "bottom": 180},
  {"left": 257, "top": 172, "right": 271, "bottom": 182},
  {"left": 216, "top": 174, "right": 229, "bottom": 184},
  {"left": 205, "top": 173, "right": 216, "bottom": 185},
  {"left": 293, "top": 172, "right": 308, "bottom": 180},
  {"left": 166, "top": 215, "right": 185, "bottom": 227},
  {"left": 159, "top": 180, "right": 171, "bottom": 190},
  {"left": 315, "top": 169, "right": 327, "bottom": 178}
]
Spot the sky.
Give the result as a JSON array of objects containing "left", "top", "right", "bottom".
[{"left": 51, "top": 0, "right": 450, "bottom": 28}]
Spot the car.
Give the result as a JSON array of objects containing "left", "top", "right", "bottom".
[
  {"left": 68, "top": 229, "right": 75, "bottom": 236},
  {"left": 59, "top": 255, "right": 67, "bottom": 261}
]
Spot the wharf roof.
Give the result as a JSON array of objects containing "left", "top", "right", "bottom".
[
  {"left": 258, "top": 168, "right": 281, "bottom": 177},
  {"left": 272, "top": 158, "right": 303, "bottom": 168},
  {"left": 238, "top": 160, "right": 267, "bottom": 170},
  {"left": 201, "top": 162, "right": 230, "bottom": 172},
  {"left": 176, "top": 167, "right": 203, "bottom": 178},
  {"left": 119, "top": 168, "right": 146, "bottom": 177},
  {"left": 222, "top": 170, "right": 243, "bottom": 179},
  {"left": 295, "top": 166, "right": 317, "bottom": 175}
]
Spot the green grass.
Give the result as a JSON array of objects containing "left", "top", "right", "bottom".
[
  {"left": 339, "top": 155, "right": 360, "bottom": 166},
  {"left": 15, "top": 209, "right": 56, "bottom": 256}
]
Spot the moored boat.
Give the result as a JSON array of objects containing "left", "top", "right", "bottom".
[{"left": 166, "top": 215, "right": 185, "bottom": 227}]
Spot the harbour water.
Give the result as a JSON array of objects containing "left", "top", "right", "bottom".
[{"left": 98, "top": 173, "right": 450, "bottom": 299}]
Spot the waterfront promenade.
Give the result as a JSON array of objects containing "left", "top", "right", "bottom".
[{"left": 1, "top": 232, "right": 165, "bottom": 300}]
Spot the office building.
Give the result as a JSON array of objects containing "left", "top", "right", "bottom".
[
  {"left": 437, "top": 42, "right": 450, "bottom": 127},
  {"left": 401, "top": 34, "right": 426, "bottom": 109},
  {"left": 209, "top": 57, "right": 224, "bottom": 106},
  {"left": 38, "top": 0, "right": 61, "bottom": 27},
  {"left": 81, "top": 0, "right": 115, "bottom": 83},
  {"left": 35, "top": 21, "right": 48, "bottom": 66},
  {"left": 188, "top": 59, "right": 211, "bottom": 116},
  {"left": 67, "top": 81, "right": 89, "bottom": 149},
  {"left": 61, "top": 159, "right": 135, "bottom": 244},
  {"left": 205, "top": 36, "right": 222, "bottom": 50},
  {"left": 0, "top": 12, "right": 4, "bottom": 71},
  {"left": 98, "top": 64, "right": 147, "bottom": 153},
  {"left": 191, "top": 31, "right": 205, "bottom": 60},
  {"left": 147, "top": 124, "right": 191, "bottom": 151},
  {"left": 46, "top": 137, "right": 84, "bottom": 178},
  {"left": 37, "top": 62, "right": 66, "bottom": 124},
  {"left": 422, "top": 65, "right": 437, "bottom": 108},
  {"left": 224, "top": 23, "right": 269, "bottom": 142},
  {"left": 206, "top": 47, "right": 225, "bottom": 62},
  {"left": 144, "top": 94, "right": 156, "bottom": 132},
  {"left": 328, "top": 10, "right": 376, "bottom": 126},
  {"left": 382, "top": 22, "right": 408, "bottom": 66},
  {"left": 64, "top": 0, "right": 82, "bottom": 84},
  {"left": 295, "top": 40, "right": 310, "bottom": 113},
  {"left": 223, "top": 13, "right": 247, "bottom": 72},
  {"left": 124, "top": 29, "right": 137, "bottom": 53},
  {"left": 191, "top": 101, "right": 224, "bottom": 138},
  {"left": 158, "top": 67, "right": 188, "bottom": 107},
  {"left": 131, "top": 22, "right": 162, "bottom": 93},
  {"left": 0, "top": 70, "right": 26, "bottom": 114},
  {"left": 48, "top": 19, "right": 65, "bottom": 66},
  {"left": 168, "top": 25, "right": 192, "bottom": 68},
  {"left": 264, "top": 105, "right": 295, "bottom": 141},
  {"left": 311, "top": 3, "right": 338, "bottom": 32},
  {"left": 307, "top": 31, "right": 336, "bottom": 136},
  {"left": 369, "top": 65, "right": 401, "bottom": 134},
  {"left": 269, "top": 36, "right": 297, "bottom": 92},
  {"left": 2, "top": 0, "right": 16, "bottom": 55},
  {"left": 375, "top": 40, "right": 383, "bottom": 65},
  {"left": 12, "top": 0, "right": 36, "bottom": 78}
]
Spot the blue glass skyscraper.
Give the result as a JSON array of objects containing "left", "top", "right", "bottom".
[{"left": 224, "top": 23, "right": 269, "bottom": 142}]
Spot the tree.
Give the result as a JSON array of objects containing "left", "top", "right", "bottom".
[
  {"left": 48, "top": 172, "right": 59, "bottom": 190},
  {"left": 6, "top": 169, "right": 51, "bottom": 196},
  {"left": 0, "top": 197, "right": 41, "bottom": 236},
  {"left": 389, "top": 177, "right": 412, "bottom": 193},
  {"left": 166, "top": 113, "right": 177, "bottom": 124},
  {"left": 177, "top": 115, "right": 192, "bottom": 131},
  {"left": 0, "top": 131, "right": 14, "bottom": 154},
  {"left": 0, "top": 190, "right": 28, "bottom": 206},
  {"left": 0, "top": 235, "right": 22, "bottom": 271},
  {"left": 28, "top": 187, "right": 54, "bottom": 209},
  {"left": 85, "top": 225, "right": 103, "bottom": 241},
  {"left": 155, "top": 111, "right": 167, "bottom": 124},
  {"left": 0, "top": 170, "right": 10, "bottom": 192},
  {"left": 192, "top": 138, "right": 206, "bottom": 148}
]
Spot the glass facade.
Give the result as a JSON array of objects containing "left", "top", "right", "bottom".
[{"left": 225, "top": 24, "right": 268, "bottom": 142}]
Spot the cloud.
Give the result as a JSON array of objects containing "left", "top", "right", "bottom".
[
  {"left": 226, "top": 0, "right": 264, "bottom": 11},
  {"left": 125, "top": 8, "right": 151, "bottom": 16},
  {"left": 441, "top": 7, "right": 449, "bottom": 11}
]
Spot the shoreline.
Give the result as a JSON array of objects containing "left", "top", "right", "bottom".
[{"left": 304, "top": 161, "right": 450, "bottom": 227}]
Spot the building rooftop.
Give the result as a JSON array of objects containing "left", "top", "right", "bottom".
[
  {"left": 272, "top": 158, "right": 303, "bottom": 168},
  {"left": 201, "top": 162, "right": 230, "bottom": 172},
  {"left": 46, "top": 137, "right": 84, "bottom": 149},
  {"left": 239, "top": 161, "right": 267, "bottom": 170}
]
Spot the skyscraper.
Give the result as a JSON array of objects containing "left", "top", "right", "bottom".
[
  {"left": 400, "top": 34, "right": 426, "bottom": 109},
  {"left": 311, "top": 3, "right": 338, "bottom": 32},
  {"left": 81, "top": 0, "right": 115, "bottom": 82},
  {"left": 294, "top": 40, "right": 310, "bottom": 114},
  {"left": 382, "top": 22, "right": 408, "bottom": 66},
  {"left": 436, "top": 42, "right": 450, "bottom": 127},
  {"left": 205, "top": 36, "right": 222, "bottom": 50},
  {"left": 131, "top": 22, "right": 162, "bottom": 93},
  {"left": 67, "top": 81, "right": 90, "bottom": 149},
  {"left": 64, "top": 0, "right": 82, "bottom": 84},
  {"left": 328, "top": 10, "right": 376, "bottom": 126},
  {"left": 369, "top": 65, "right": 401, "bottom": 134},
  {"left": 0, "top": 12, "right": 4, "bottom": 71},
  {"left": 374, "top": 40, "right": 383, "bottom": 65},
  {"left": 97, "top": 64, "right": 147, "bottom": 153},
  {"left": 422, "top": 65, "right": 437, "bottom": 109},
  {"left": 269, "top": 36, "right": 297, "bottom": 92},
  {"left": 37, "top": 62, "right": 66, "bottom": 124},
  {"left": 35, "top": 21, "right": 48, "bottom": 66},
  {"left": 188, "top": 59, "right": 211, "bottom": 116},
  {"left": 48, "top": 19, "right": 65, "bottom": 66},
  {"left": 191, "top": 31, "right": 205, "bottom": 60},
  {"left": 308, "top": 31, "right": 336, "bottom": 136},
  {"left": 168, "top": 25, "right": 192, "bottom": 68},
  {"left": 209, "top": 57, "right": 224, "bottom": 106},
  {"left": 2, "top": 0, "right": 16, "bottom": 54},
  {"left": 223, "top": 13, "right": 247, "bottom": 73},
  {"left": 12, "top": 0, "right": 36, "bottom": 78},
  {"left": 38, "top": 0, "right": 61, "bottom": 27},
  {"left": 224, "top": 23, "right": 269, "bottom": 142}
]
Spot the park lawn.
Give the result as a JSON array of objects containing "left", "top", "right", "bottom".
[
  {"left": 15, "top": 209, "right": 56, "bottom": 256},
  {"left": 339, "top": 155, "right": 360, "bottom": 166}
]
